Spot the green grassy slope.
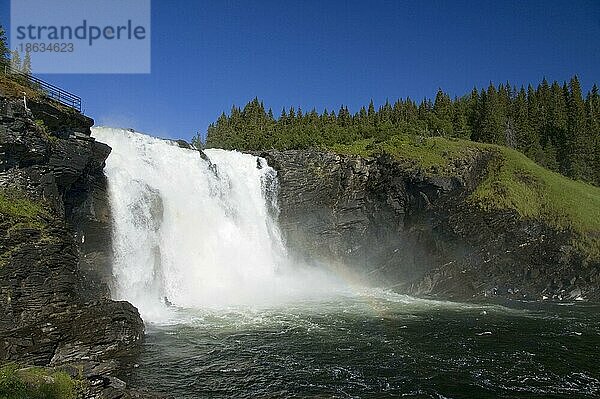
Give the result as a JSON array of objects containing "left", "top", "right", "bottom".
[{"left": 332, "top": 135, "right": 600, "bottom": 258}]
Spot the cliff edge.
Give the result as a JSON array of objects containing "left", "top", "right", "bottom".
[{"left": 0, "top": 89, "right": 154, "bottom": 397}]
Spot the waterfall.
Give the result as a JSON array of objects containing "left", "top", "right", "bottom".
[{"left": 92, "top": 127, "right": 337, "bottom": 321}]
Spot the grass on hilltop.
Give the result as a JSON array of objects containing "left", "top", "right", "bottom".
[
  {"left": 332, "top": 134, "right": 600, "bottom": 258},
  {"left": 331, "top": 134, "right": 478, "bottom": 172}
]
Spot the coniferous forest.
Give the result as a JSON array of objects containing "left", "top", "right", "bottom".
[{"left": 204, "top": 76, "right": 600, "bottom": 186}]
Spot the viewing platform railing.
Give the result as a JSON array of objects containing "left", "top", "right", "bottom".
[{"left": 3, "top": 65, "right": 82, "bottom": 113}]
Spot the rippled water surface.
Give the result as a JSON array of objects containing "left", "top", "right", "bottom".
[{"left": 123, "top": 290, "right": 600, "bottom": 398}]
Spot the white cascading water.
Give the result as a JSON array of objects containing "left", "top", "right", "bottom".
[{"left": 91, "top": 127, "right": 340, "bottom": 322}]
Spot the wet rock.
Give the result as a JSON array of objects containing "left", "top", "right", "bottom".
[
  {"left": 261, "top": 149, "right": 600, "bottom": 301},
  {"left": 173, "top": 139, "right": 191, "bottom": 149}
]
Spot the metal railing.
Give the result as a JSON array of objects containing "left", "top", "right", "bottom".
[{"left": 3, "top": 66, "right": 82, "bottom": 112}]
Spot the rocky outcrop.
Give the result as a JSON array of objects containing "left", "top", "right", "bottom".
[
  {"left": 0, "top": 94, "right": 151, "bottom": 397},
  {"left": 262, "top": 150, "right": 600, "bottom": 301}
]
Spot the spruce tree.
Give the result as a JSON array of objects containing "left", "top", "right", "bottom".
[
  {"left": 513, "top": 87, "right": 533, "bottom": 152},
  {"left": 479, "top": 83, "right": 504, "bottom": 144},
  {"left": 587, "top": 85, "right": 600, "bottom": 184},
  {"left": 367, "top": 100, "right": 376, "bottom": 126},
  {"left": 498, "top": 84, "right": 515, "bottom": 148},
  {"left": 433, "top": 88, "right": 453, "bottom": 135},
  {"left": 10, "top": 50, "right": 21, "bottom": 72},
  {"left": 543, "top": 82, "right": 567, "bottom": 171},
  {"left": 358, "top": 106, "right": 367, "bottom": 124},
  {"left": 203, "top": 78, "right": 600, "bottom": 187},
  {"left": 451, "top": 97, "right": 470, "bottom": 138},
  {"left": 22, "top": 50, "right": 32, "bottom": 75},
  {"left": 466, "top": 88, "right": 480, "bottom": 137},
  {"left": 566, "top": 75, "right": 590, "bottom": 180},
  {"left": 0, "top": 25, "right": 9, "bottom": 69}
]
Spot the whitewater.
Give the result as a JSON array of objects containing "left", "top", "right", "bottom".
[{"left": 91, "top": 127, "right": 346, "bottom": 322}]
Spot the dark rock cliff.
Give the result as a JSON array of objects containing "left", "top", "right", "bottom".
[
  {"left": 262, "top": 150, "right": 599, "bottom": 302},
  {"left": 0, "top": 94, "right": 152, "bottom": 397}
]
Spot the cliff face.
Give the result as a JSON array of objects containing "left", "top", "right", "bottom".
[
  {"left": 262, "top": 150, "right": 599, "bottom": 301},
  {"left": 0, "top": 94, "right": 146, "bottom": 396}
]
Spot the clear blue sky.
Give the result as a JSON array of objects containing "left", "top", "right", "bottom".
[{"left": 1, "top": 0, "right": 599, "bottom": 141}]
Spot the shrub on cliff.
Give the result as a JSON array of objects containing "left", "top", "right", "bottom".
[{"left": 0, "top": 25, "right": 9, "bottom": 70}]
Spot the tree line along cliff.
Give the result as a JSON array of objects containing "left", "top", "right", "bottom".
[{"left": 203, "top": 76, "right": 600, "bottom": 187}]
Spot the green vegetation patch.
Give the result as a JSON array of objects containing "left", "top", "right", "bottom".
[
  {"left": 0, "top": 363, "right": 80, "bottom": 399},
  {"left": 331, "top": 135, "right": 479, "bottom": 173},
  {"left": 0, "top": 189, "right": 51, "bottom": 267},
  {"left": 0, "top": 189, "right": 49, "bottom": 229}
]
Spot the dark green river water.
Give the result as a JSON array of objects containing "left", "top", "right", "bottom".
[{"left": 123, "top": 290, "right": 599, "bottom": 398}]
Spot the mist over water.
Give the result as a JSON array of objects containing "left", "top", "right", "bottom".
[{"left": 91, "top": 127, "right": 344, "bottom": 322}]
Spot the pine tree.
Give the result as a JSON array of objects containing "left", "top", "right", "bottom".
[
  {"left": 513, "top": 87, "right": 533, "bottom": 153},
  {"left": 0, "top": 25, "right": 9, "bottom": 69},
  {"left": 367, "top": 100, "right": 376, "bottom": 126},
  {"left": 479, "top": 83, "right": 504, "bottom": 144},
  {"left": 10, "top": 50, "right": 21, "bottom": 72},
  {"left": 587, "top": 85, "right": 600, "bottom": 184},
  {"left": 566, "top": 75, "right": 590, "bottom": 180},
  {"left": 22, "top": 50, "right": 32, "bottom": 75},
  {"left": 433, "top": 88, "right": 453, "bottom": 135}
]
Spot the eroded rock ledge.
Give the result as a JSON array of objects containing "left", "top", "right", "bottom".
[
  {"left": 261, "top": 150, "right": 599, "bottom": 301},
  {"left": 0, "top": 94, "right": 154, "bottom": 398}
]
